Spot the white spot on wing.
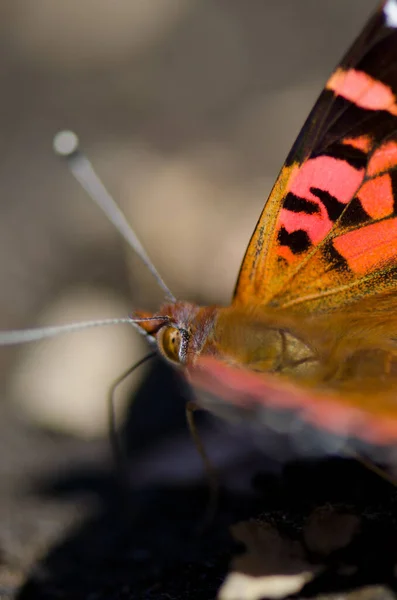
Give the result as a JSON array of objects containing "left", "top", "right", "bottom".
[{"left": 384, "top": 0, "right": 397, "bottom": 28}]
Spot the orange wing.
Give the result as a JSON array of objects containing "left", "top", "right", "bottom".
[{"left": 234, "top": 1, "right": 397, "bottom": 314}]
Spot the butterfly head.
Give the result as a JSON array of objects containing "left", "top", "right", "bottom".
[{"left": 132, "top": 302, "right": 218, "bottom": 367}]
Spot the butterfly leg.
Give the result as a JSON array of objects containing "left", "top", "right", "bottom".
[
  {"left": 186, "top": 400, "right": 219, "bottom": 528},
  {"left": 345, "top": 448, "right": 397, "bottom": 487},
  {"left": 108, "top": 353, "right": 156, "bottom": 479}
]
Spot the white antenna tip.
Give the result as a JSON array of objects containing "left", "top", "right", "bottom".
[{"left": 53, "top": 130, "right": 79, "bottom": 157}]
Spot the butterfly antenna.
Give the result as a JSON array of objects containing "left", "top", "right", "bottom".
[
  {"left": 53, "top": 130, "right": 176, "bottom": 302},
  {"left": 0, "top": 315, "right": 169, "bottom": 345},
  {"left": 0, "top": 318, "right": 134, "bottom": 345}
]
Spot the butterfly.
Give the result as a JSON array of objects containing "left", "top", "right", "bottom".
[
  {"left": 3, "top": 1, "right": 397, "bottom": 459},
  {"left": 132, "top": 0, "right": 397, "bottom": 457}
]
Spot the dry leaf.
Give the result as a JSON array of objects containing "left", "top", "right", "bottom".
[{"left": 219, "top": 520, "right": 319, "bottom": 600}]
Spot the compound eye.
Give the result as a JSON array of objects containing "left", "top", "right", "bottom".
[{"left": 158, "top": 326, "right": 183, "bottom": 364}]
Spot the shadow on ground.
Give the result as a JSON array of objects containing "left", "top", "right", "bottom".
[{"left": 6, "top": 361, "right": 397, "bottom": 600}]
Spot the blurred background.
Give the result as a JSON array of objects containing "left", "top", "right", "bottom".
[{"left": 0, "top": 0, "right": 380, "bottom": 594}]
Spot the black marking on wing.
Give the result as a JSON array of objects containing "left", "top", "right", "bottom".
[
  {"left": 277, "top": 227, "right": 311, "bottom": 255},
  {"left": 283, "top": 192, "right": 320, "bottom": 215},
  {"left": 338, "top": 196, "right": 372, "bottom": 227},
  {"left": 390, "top": 170, "right": 397, "bottom": 214},
  {"left": 323, "top": 240, "right": 350, "bottom": 272},
  {"left": 316, "top": 143, "right": 368, "bottom": 170},
  {"left": 310, "top": 187, "right": 346, "bottom": 222}
]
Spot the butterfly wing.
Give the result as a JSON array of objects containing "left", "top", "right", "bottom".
[
  {"left": 234, "top": 1, "right": 397, "bottom": 313},
  {"left": 186, "top": 2, "right": 397, "bottom": 453},
  {"left": 188, "top": 356, "right": 397, "bottom": 453}
]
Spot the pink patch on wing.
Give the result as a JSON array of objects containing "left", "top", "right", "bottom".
[
  {"left": 290, "top": 156, "right": 363, "bottom": 204},
  {"left": 280, "top": 208, "right": 332, "bottom": 246},
  {"left": 327, "top": 68, "right": 397, "bottom": 115},
  {"left": 278, "top": 156, "right": 364, "bottom": 245}
]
